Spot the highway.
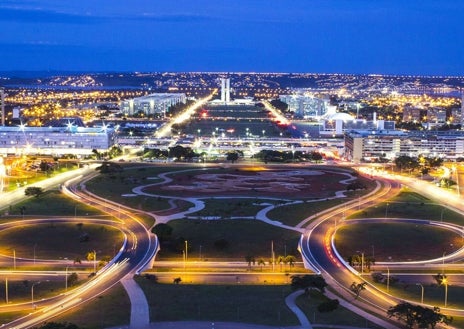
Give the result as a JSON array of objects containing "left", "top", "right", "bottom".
[
  {"left": 300, "top": 170, "right": 464, "bottom": 326},
  {"left": 1, "top": 169, "right": 160, "bottom": 329}
]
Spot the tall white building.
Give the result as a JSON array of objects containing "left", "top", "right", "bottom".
[{"left": 220, "top": 78, "right": 230, "bottom": 104}]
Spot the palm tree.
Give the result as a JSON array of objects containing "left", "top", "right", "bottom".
[
  {"left": 257, "top": 258, "right": 266, "bottom": 271},
  {"left": 285, "top": 255, "right": 297, "bottom": 268},
  {"left": 276, "top": 255, "right": 285, "bottom": 272}
]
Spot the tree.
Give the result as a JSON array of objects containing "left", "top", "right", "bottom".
[
  {"left": 275, "top": 255, "right": 285, "bottom": 271},
  {"left": 350, "top": 282, "right": 367, "bottom": 299},
  {"left": 245, "top": 255, "right": 255, "bottom": 269},
  {"left": 226, "top": 151, "right": 239, "bottom": 163},
  {"left": 67, "top": 272, "right": 79, "bottom": 287},
  {"left": 285, "top": 255, "right": 296, "bottom": 268},
  {"left": 86, "top": 251, "right": 96, "bottom": 262},
  {"left": 433, "top": 273, "right": 447, "bottom": 285},
  {"left": 257, "top": 258, "right": 266, "bottom": 271},
  {"left": 25, "top": 186, "right": 44, "bottom": 198},
  {"left": 387, "top": 302, "right": 452, "bottom": 329},
  {"left": 291, "top": 275, "right": 328, "bottom": 293},
  {"left": 173, "top": 277, "right": 182, "bottom": 284},
  {"left": 152, "top": 223, "right": 173, "bottom": 242}
]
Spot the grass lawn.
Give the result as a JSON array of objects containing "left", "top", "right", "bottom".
[
  {"left": 0, "top": 222, "right": 124, "bottom": 262},
  {"left": 366, "top": 277, "right": 464, "bottom": 309},
  {"left": 334, "top": 222, "right": 462, "bottom": 262},
  {"left": 135, "top": 277, "right": 299, "bottom": 326},
  {"left": 192, "top": 198, "right": 266, "bottom": 218},
  {"left": 54, "top": 283, "right": 131, "bottom": 329},
  {"left": 0, "top": 276, "right": 88, "bottom": 306},
  {"left": 0, "top": 190, "right": 102, "bottom": 217},
  {"left": 296, "top": 289, "right": 384, "bottom": 328},
  {"left": 267, "top": 198, "right": 346, "bottom": 227},
  {"left": 350, "top": 190, "right": 464, "bottom": 224},
  {"left": 156, "top": 219, "right": 301, "bottom": 261}
]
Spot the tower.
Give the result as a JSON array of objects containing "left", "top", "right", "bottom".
[
  {"left": 220, "top": 78, "right": 230, "bottom": 104},
  {"left": 221, "top": 78, "right": 226, "bottom": 102},
  {"left": 225, "top": 78, "right": 230, "bottom": 103}
]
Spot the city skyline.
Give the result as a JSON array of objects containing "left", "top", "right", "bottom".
[{"left": 0, "top": 0, "right": 463, "bottom": 76}]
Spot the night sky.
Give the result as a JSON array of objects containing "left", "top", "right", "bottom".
[{"left": 0, "top": 0, "right": 463, "bottom": 75}]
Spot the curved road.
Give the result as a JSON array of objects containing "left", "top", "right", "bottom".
[{"left": 2, "top": 169, "right": 159, "bottom": 329}]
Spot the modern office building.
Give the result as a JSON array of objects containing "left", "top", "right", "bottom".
[
  {"left": 220, "top": 78, "right": 231, "bottom": 104},
  {"left": 0, "top": 125, "right": 117, "bottom": 156},
  {"left": 344, "top": 129, "right": 464, "bottom": 163},
  {"left": 279, "top": 94, "right": 330, "bottom": 119},
  {"left": 120, "top": 93, "right": 186, "bottom": 117}
]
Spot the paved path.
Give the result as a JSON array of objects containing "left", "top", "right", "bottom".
[
  {"left": 285, "top": 290, "right": 312, "bottom": 328},
  {"left": 113, "top": 167, "right": 396, "bottom": 329},
  {"left": 120, "top": 276, "right": 151, "bottom": 329}
]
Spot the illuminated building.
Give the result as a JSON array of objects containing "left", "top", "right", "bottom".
[
  {"left": 220, "top": 78, "right": 231, "bottom": 104},
  {"left": 0, "top": 125, "right": 116, "bottom": 156},
  {"left": 279, "top": 94, "right": 329, "bottom": 119},
  {"left": 120, "top": 93, "right": 186, "bottom": 116},
  {"left": 345, "top": 129, "right": 464, "bottom": 163}
]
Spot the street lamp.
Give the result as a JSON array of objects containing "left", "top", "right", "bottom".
[
  {"left": 385, "top": 203, "right": 389, "bottom": 219},
  {"left": 386, "top": 267, "right": 390, "bottom": 292},
  {"left": 93, "top": 250, "right": 97, "bottom": 274},
  {"left": 65, "top": 266, "right": 69, "bottom": 292},
  {"left": 443, "top": 277, "right": 448, "bottom": 307},
  {"left": 416, "top": 283, "right": 424, "bottom": 304},
  {"left": 185, "top": 240, "right": 188, "bottom": 262},
  {"left": 31, "top": 281, "right": 41, "bottom": 308}
]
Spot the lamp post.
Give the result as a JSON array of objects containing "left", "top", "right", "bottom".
[
  {"left": 31, "top": 281, "right": 41, "bottom": 308},
  {"left": 416, "top": 283, "right": 424, "bottom": 304},
  {"left": 443, "top": 277, "right": 448, "bottom": 307},
  {"left": 386, "top": 267, "right": 390, "bottom": 292},
  {"left": 185, "top": 240, "right": 188, "bottom": 263},
  {"left": 93, "top": 250, "right": 97, "bottom": 274},
  {"left": 385, "top": 203, "right": 389, "bottom": 219},
  {"left": 65, "top": 266, "right": 69, "bottom": 292}
]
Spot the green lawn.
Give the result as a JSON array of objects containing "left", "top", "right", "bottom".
[
  {"left": 136, "top": 277, "right": 299, "bottom": 326},
  {"left": 334, "top": 222, "right": 462, "bottom": 262},
  {"left": 350, "top": 190, "right": 464, "bottom": 224},
  {"left": 192, "top": 198, "right": 266, "bottom": 218},
  {"left": 155, "top": 219, "right": 301, "bottom": 261},
  {"left": 0, "top": 222, "right": 124, "bottom": 263},
  {"left": 296, "top": 289, "right": 384, "bottom": 328},
  {"left": 267, "top": 198, "right": 346, "bottom": 227},
  {"left": 0, "top": 190, "right": 102, "bottom": 217},
  {"left": 55, "top": 283, "right": 131, "bottom": 329}
]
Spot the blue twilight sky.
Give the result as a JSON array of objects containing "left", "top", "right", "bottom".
[{"left": 0, "top": 0, "right": 463, "bottom": 75}]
